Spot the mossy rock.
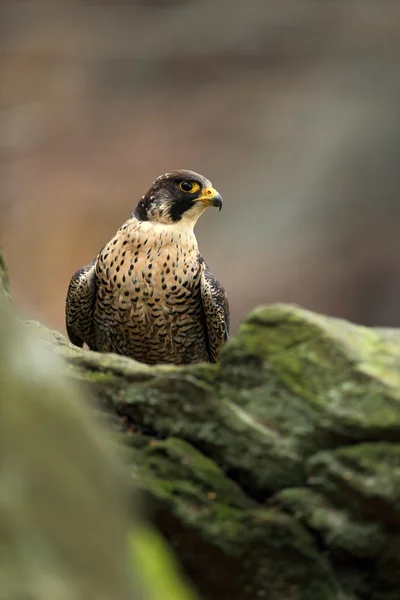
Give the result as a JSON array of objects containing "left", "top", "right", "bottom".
[{"left": 23, "top": 302, "right": 400, "bottom": 600}]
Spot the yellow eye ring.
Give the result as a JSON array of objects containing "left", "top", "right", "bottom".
[
  {"left": 180, "top": 181, "right": 193, "bottom": 192},
  {"left": 179, "top": 181, "right": 200, "bottom": 193}
]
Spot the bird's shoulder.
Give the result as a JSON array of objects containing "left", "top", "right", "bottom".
[
  {"left": 65, "top": 259, "right": 97, "bottom": 348},
  {"left": 200, "top": 259, "right": 229, "bottom": 312},
  {"left": 199, "top": 258, "right": 230, "bottom": 362},
  {"left": 68, "top": 260, "right": 96, "bottom": 289}
]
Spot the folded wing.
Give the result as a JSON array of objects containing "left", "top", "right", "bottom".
[
  {"left": 65, "top": 260, "right": 97, "bottom": 350},
  {"left": 200, "top": 263, "right": 230, "bottom": 363}
]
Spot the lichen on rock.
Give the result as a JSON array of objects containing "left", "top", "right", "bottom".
[{"left": 23, "top": 301, "right": 400, "bottom": 600}]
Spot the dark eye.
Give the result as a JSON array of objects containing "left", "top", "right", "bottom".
[{"left": 180, "top": 181, "right": 193, "bottom": 192}]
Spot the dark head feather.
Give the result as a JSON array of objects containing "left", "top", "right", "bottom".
[{"left": 133, "top": 170, "right": 215, "bottom": 224}]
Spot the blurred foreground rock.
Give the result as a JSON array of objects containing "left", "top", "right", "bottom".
[
  {"left": 1, "top": 246, "right": 399, "bottom": 600},
  {"left": 0, "top": 307, "right": 140, "bottom": 598},
  {"left": 0, "top": 246, "right": 195, "bottom": 600}
]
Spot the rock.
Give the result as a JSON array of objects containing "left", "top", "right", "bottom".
[
  {"left": 3, "top": 240, "right": 398, "bottom": 599},
  {"left": 24, "top": 303, "right": 400, "bottom": 600}
]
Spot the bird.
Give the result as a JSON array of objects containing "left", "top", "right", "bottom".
[{"left": 65, "top": 170, "right": 229, "bottom": 366}]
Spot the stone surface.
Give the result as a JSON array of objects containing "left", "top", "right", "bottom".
[{"left": 24, "top": 303, "right": 400, "bottom": 600}]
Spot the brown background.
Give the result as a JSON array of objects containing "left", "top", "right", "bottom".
[{"left": 1, "top": 0, "right": 400, "bottom": 336}]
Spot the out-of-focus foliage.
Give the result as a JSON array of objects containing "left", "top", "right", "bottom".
[
  {"left": 1, "top": 0, "right": 400, "bottom": 332},
  {"left": 131, "top": 528, "right": 197, "bottom": 600}
]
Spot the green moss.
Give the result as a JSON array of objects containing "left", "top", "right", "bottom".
[
  {"left": 307, "top": 443, "right": 400, "bottom": 520},
  {"left": 123, "top": 435, "right": 342, "bottom": 597},
  {"left": 128, "top": 436, "right": 255, "bottom": 510},
  {"left": 224, "top": 305, "right": 400, "bottom": 441},
  {"left": 20, "top": 303, "right": 400, "bottom": 599},
  {"left": 275, "top": 487, "right": 387, "bottom": 558}
]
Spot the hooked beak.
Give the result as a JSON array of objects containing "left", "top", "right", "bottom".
[{"left": 198, "top": 187, "right": 223, "bottom": 211}]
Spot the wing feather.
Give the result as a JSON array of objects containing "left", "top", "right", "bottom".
[
  {"left": 200, "top": 263, "right": 230, "bottom": 363},
  {"left": 65, "top": 260, "right": 97, "bottom": 349}
]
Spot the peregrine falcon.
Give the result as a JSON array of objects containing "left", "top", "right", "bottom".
[{"left": 65, "top": 170, "right": 229, "bottom": 365}]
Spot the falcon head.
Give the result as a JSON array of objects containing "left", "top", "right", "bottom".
[{"left": 133, "top": 170, "right": 223, "bottom": 226}]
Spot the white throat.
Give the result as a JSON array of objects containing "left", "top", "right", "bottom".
[{"left": 136, "top": 217, "right": 199, "bottom": 248}]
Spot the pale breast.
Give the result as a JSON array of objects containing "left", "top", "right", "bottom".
[{"left": 94, "top": 218, "right": 209, "bottom": 364}]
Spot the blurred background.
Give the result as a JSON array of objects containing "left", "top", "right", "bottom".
[{"left": 1, "top": 0, "right": 400, "bottom": 335}]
